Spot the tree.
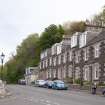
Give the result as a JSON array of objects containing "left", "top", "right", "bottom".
[
  {"left": 39, "top": 24, "right": 64, "bottom": 51},
  {"left": 4, "top": 33, "right": 40, "bottom": 83},
  {"left": 92, "top": 6, "right": 105, "bottom": 26},
  {"left": 63, "top": 21, "right": 86, "bottom": 35}
]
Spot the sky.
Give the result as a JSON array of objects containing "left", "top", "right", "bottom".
[{"left": 0, "top": 0, "right": 105, "bottom": 62}]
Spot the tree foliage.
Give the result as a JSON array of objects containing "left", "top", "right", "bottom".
[
  {"left": 63, "top": 21, "right": 86, "bottom": 35},
  {"left": 3, "top": 33, "right": 40, "bottom": 83},
  {"left": 39, "top": 24, "right": 64, "bottom": 51},
  {"left": 92, "top": 6, "right": 105, "bottom": 26}
]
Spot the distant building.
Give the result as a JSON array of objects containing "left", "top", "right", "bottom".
[{"left": 25, "top": 67, "right": 39, "bottom": 85}]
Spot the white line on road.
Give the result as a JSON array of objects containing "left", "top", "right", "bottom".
[
  {"left": 38, "top": 98, "right": 61, "bottom": 105},
  {"left": 53, "top": 102, "right": 60, "bottom": 105}
]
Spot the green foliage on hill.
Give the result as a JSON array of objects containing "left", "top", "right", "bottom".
[
  {"left": 63, "top": 21, "right": 86, "bottom": 35},
  {"left": 39, "top": 24, "right": 64, "bottom": 51},
  {"left": 4, "top": 33, "right": 40, "bottom": 83},
  {"left": 3, "top": 24, "right": 64, "bottom": 83}
]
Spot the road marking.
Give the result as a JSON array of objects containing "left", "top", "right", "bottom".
[
  {"left": 40, "top": 99, "right": 45, "bottom": 102},
  {"left": 46, "top": 100, "right": 51, "bottom": 103},
  {"left": 23, "top": 97, "right": 37, "bottom": 102},
  {"left": 38, "top": 98, "right": 61, "bottom": 105},
  {"left": 54, "top": 102, "right": 60, "bottom": 105}
]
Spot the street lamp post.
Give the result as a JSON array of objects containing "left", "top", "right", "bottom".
[{"left": 0, "top": 52, "right": 5, "bottom": 81}]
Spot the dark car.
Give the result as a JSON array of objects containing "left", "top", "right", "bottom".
[
  {"left": 18, "top": 79, "right": 26, "bottom": 85},
  {"left": 44, "top": 80, "right": 54, "bottom": 88},
  {"left": 52, "top": 80, "right": 68, "bottom": 90},
  {"left": 102, "top": 89, "right": 105, "bottom": 96}
]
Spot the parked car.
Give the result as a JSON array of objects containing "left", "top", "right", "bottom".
[
  {"left": 18, "top": 79, "right": 26, "bottom": 85},
  {"left": 35, "top": 80, "right": 46, "bottom": 87},
  {"left": 44, "top": 80, "right": 54, "bottom": 88},
  {"left": 52, "top": 80, "right": 68, "bottom": 90}
]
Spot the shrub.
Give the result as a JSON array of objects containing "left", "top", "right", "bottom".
[
  {"left": 98, "top": 82, "right": 105, "bottom": 86},
  {"left": 83, "top": 81, "right": 91, "bottom": 85},
  {"left": 64, "top": 77, "right": 73, "bottom": 84},
  {"left": 74, "top": 78, "right": 81, "bottom": 84}
]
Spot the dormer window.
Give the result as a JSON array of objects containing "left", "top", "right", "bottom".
[
  {"left": 71, "top": 33, "right": 78, "bottom": 48},
  {"left": 79, "top": 32, "right": 87, "bottom": 48}
]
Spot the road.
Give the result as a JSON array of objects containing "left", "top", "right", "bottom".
[{"left": 0, "top": 85, "right": 105, "bottom": 105}]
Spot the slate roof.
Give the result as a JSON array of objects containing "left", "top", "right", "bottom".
[
  {"left": 86, "top": 29, "right": 105, "bottom": 46},
  {"left": 86, "top": 31, "right": 101, "bottom": 44}
]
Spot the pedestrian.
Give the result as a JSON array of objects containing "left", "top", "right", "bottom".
[{"left": 92, "top": 82, "right": 97, "bottom": 94}]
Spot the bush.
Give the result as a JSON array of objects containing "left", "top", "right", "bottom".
[
  {"left": 64, "top": 77, "right": 73, "bottom": 84},
  {"left": 98, "top": 82, "right": 105, "bottom": 86},
  {"left": 31, "top": 81, "right": 35, "bottom": 85},
  {"left": 74, "top": 78, "right": 81, "bottom": 84},
  {"left": 83, "top": 81, "right": 91, "bottom": 85}
]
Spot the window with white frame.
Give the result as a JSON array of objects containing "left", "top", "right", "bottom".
[
  {"left": 69, "top": 51, "right": 72, "bottom": 61},
  {"left": 84, "top": 65, "right": 89, "bottom": 81},
  {"left": 68, "top": 65, "right": 72, "bottom": 78},
  {"left": 52, "top": 45, "right": 57, "bottom": 55},
  {"left": 53, "top": 69, "right": 56, "bottom": 78},
  {"left": 93, "top": 63, "right": 100, "bottom": 80},
  {"left": 49, "top": 57, "right": 52, "bottom": 66},
  {"left": 58, "top": 55, "right": 61, "bottom": 64},
  {"left": 84, "top": 47, "right": 89, "bottom": 61},
  {"left": 71, "top": 33, "right": 78, "bottom": 48},
  {"left": 75, "top": 67, "right": 80, "bottom": 79},
  {"left": 62, "top": 66, "right": 66, "bottom": 78},
  {"left": 53, "top": 57, "right": 56, "bottom": 66},
  {"left": 57, "top": 44, "right": 62, "bottom": 54},
  {"left": 75, "top": 51, "right": 80, "bottom": 63},
  {"left": 40, "top": 52, "right": 44, "bottom": 59},
  {"left": 58, "top": 68, "right": 62, "bottom": 79},
  {"left": 94, "top": 43, "right": 100, "bottom": 58}
]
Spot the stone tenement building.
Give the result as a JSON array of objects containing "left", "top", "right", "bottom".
[{"left": 39, "top": 25, "right": 105, "bottom": 85}]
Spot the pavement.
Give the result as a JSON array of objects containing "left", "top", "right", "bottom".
[
  {"left": 0, "top": 85, "right": 105, "bottom": 105},
  {"left": 0, "top": 81, "right": 11, "bottom": 98}
]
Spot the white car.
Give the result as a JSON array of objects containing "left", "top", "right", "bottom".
[{"left": 35, "top": 80, "right": 46, "bottom": 87}]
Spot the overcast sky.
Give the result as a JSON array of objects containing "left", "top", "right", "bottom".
[{"left": 0, "top": 0, "right": 105, "bottom": 62}]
